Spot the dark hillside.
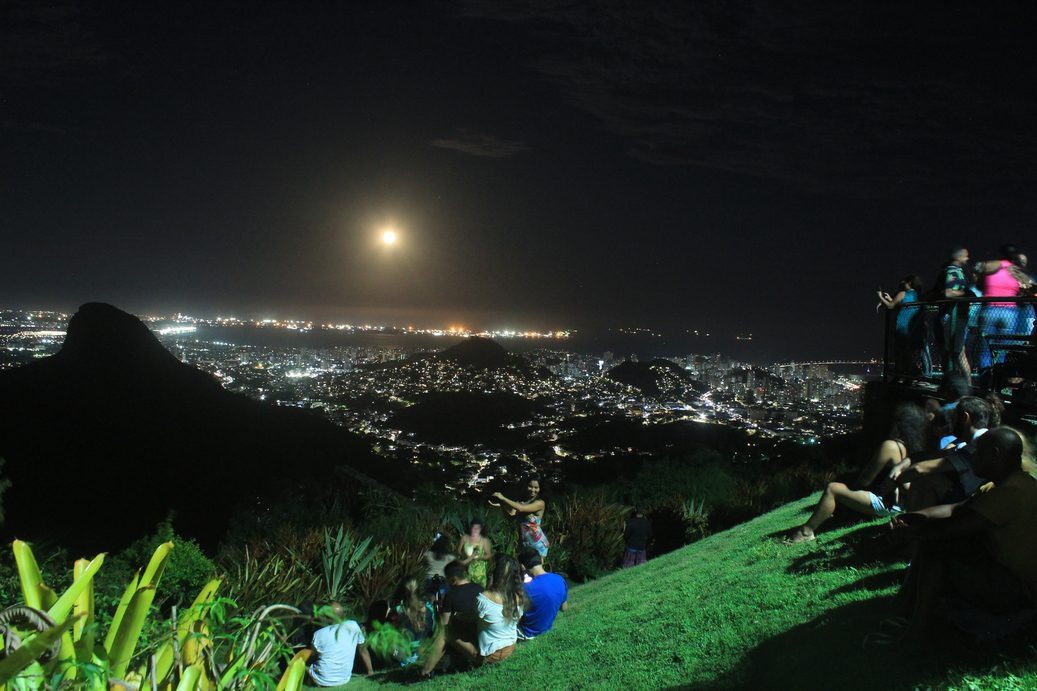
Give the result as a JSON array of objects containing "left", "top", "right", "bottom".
[
  {"left": 606, "top": 358, "right": 706, "bottom": 397},
  {"left": 389, "top": 391, "right": 541, "bottom": 445},
  {"left": 0, "top": 303, "right": 385, "bottom": 550}
]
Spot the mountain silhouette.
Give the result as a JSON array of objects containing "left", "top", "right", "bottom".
[
  {"left": 435, "top": 337, "right": 512, "bottom": 368},
  {"left": 606, "top": 359, "right": 707, "bottom": 397},
  {"left": 0, "top": 303, "right": 385, "bottom": 551}
]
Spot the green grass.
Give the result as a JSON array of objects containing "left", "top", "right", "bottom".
[{"left": 313, "top": 498, "right": 1037, "bottom": 689}]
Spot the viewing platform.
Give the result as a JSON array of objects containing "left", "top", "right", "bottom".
[{"left": 866, "top": 295, "right": 1037, "bottom": 440}]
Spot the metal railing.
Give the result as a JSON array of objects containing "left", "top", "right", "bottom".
[{"left": 882, "top": 296, "right": 1037, "bottom": 403}]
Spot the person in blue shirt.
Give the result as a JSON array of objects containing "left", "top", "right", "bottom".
[
  {"left": 878, "top": 275, "right": 926, "bottom": 376},
  {"left": 516, "top": 547, "right": 567, "bottom": 639}
]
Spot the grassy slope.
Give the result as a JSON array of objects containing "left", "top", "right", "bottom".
[{"left": 321, "top": 498, "right": 1037, "bottom": 690}]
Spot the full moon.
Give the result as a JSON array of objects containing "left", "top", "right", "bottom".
[{"left": 381, "top": 229, "right": 398, "bottom": 245}]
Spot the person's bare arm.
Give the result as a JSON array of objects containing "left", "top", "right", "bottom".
[
  {"left": 457, "top": 538, "right": 473, "bottom": 565},
  {"left": 481, "top": 537, "right": 493, "bottom": 561},
  {"left": 890, "top": 500, "right": 967, "bottom": 529},
  {"left": 488, "top": 498, "right": 517, "bottom": 516},
  {"left": 878, "top": 290, "right": 907, "bottom": 309},
  {"left": 1008, "top": 264, "right": 1033, "bottom": 288},
  {"left": 358, "top": 643, "right": 374, "bottom": 675},
  {"left": 493, "top": 493, "right": 545, "bottom": 514},
  {"left": 899, "top": 457, "right": 950, "bottom": 482},
  {"left": 975, "top": 260, "right": 1003, "bottom": 275},
  {"left": 856, "top": 439, "right": 902, "bottom": 488},
  {"left": 914, "top": 506, "right": 992, "bottom": 542}
]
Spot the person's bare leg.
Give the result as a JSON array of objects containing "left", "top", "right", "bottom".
[
  {"left": 956, "top": 348, "right": 971, "bottom": 378},
  {"left": 449, "top": 637, "right": 478, "bottom": 660},
  {"left": 420, "top": 630, "right": 447, "bottom": 676},
  {"left": 788, "top": 483, "right": 877, "bottom": 543}
]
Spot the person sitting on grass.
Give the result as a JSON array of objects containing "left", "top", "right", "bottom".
[
  {"left": 458, "top": 518, "right": 493, "bottom": 587},
  {"left": 307, "top": 602, "right": 373, "bottom": 687},
  {"left": 880, "top": 427, "right": 1036, "bottom": 645},
  {"left": 785, "top": 403, "right": 927, "bottom": 543},
  {"left": 419, "top": 559, "right": 485, "bottom": 679},
  {"left": 475, "top": 553, "right": 526, "bottom": 665},
  {"left": 517, "top": 547, "right": 568, "bottom": 640},
  {"left": 889, "top": 396, "right": 992, "bottom": 511},
  {"left": 424, "top": 533, "right": 456, "bottom": 604},
  {"left": 390, "top": 575, "right": 436, "bottom": 667}
]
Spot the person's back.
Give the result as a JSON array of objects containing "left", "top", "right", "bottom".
[
  {"left": 625, "top": 514, "right": 652, "bottom": 551},
  {"left": 981, "top": 260, "right": 1020, "bottom": 302},
  {"left": 623, "top": 512, "right": 653, "bottom": 567},
  {"left": 476, "top": 591, "right": 522, "bottom": 656},
  {"left": 967, "top": 470, "right": 1037, "bottom": 600},
  {"left": 442, "top": 580, "right": 484, "bottom": 641},
  {"left": 519, "top": 571, "right": 568, "bottom": 639},
  {"left": 310, "top": 620, "right": 365, "bottom": 687}
]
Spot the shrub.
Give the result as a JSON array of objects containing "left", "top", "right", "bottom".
[
  {"left": 103, "top": 517, "right": 216, "bottom": 611},
  {"left": 220, "top": 547, "right": 321, "bottom": 614},
  {"left": 320, "top": 526, "right": 381, "bottom": 602},
  {"left": 679, "top": 496, "right": 711, "bottom": 543},
  {"left": 352, "top": 542, "right": 426, "bottom": 610},
  {"left": 548, "top": 491, "right": 628, "bottom": 581},
  {"left": 629, "top": 452, "right": 739, "bottom": 512}
]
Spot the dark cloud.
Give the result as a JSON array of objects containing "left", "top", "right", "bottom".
[
  {"left": 459, "top": 0, "right": 1037, "bottom": 199},
  {"left": 1, "top": 0, "right": 109, "bottom": 132},
  {"left": 431, "top": 129, "right": 530, "bottom": 157},
  {"left": 0, "top": 0, "right": 108, "bottom": 87}
]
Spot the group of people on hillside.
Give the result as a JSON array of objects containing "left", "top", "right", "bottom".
[
  {"left": 304, "top": 477, "right": 568, "bottom": 685},
  {"left": 786, "top": 380, "right": 1037, "bottom": 645},
  {"left": 879, "top": 244, "right": 1035, "bottom": 380}
]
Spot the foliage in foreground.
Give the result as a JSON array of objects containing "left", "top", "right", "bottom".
[{"left": 0, "top": 540, "right": 306, "bottom": 691}]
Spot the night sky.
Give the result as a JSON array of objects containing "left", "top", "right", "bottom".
[{"left": 4, "top": 1, "right": 1037, "bottom": 359}]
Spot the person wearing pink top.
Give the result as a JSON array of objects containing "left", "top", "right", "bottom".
[{"left": 975, "top": 245, "right": 1032, "bottom": 370}]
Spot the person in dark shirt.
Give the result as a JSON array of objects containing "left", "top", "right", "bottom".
[
  {"left": 879, "top": 428, "right": 1036, "bottom": 646},
  {"left": 419, "top": 560, "right": 483, "bottom": 678},
  {"left": 936, "top": 246, "right": 973, "bottom": 377},
  {"left": 891, "top": 396, "right": 992, "bottom": 510},
  {"left": 623, "top": 507, "right": 653, "bottom": 567}
]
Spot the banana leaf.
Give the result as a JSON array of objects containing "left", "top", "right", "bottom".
[
  {"left": 12, "top": 540, "right": 45, "bottom": 610},
  {"left": 104, "top": 542, "right": 172, "bottom": 658},
  {"left": 174, "top": 663, "right": 202, "bottom": 691},
  {"left": 275, "top": 650, "right": 311, "bottom": 691},
  {"left": 47, "top": 553, "right": 104, "bottom": 622},
  {"left": 72, "top": 558, "right": 96, "bottom": 662},
  {"left": 37, "top": 584, "right": 57, "bottom": 610},
  {"left": 140, "top": 542, "right": 174, "bottom": 588},
  {"left": 107, "top": 585, "right": 158, "bottom": 679},
  {"left": 43, "top": 552, "right": 103, "bottom": 679},
  {"left": 0, "top": 615, "right": 79, "bottom": 683},
  {"left": 154, "top": 579, "right": 221, "bottom": 684}
]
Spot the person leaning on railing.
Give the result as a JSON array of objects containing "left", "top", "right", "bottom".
[
  {"left": 878, "top": 275, "right": 926, "bottom": 376},
  {"left": 974, "top": 244, "right": 1034, "bottom": 370},
  {"left": 935, "top": 247, "right": 973, "bottom": 377}
]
